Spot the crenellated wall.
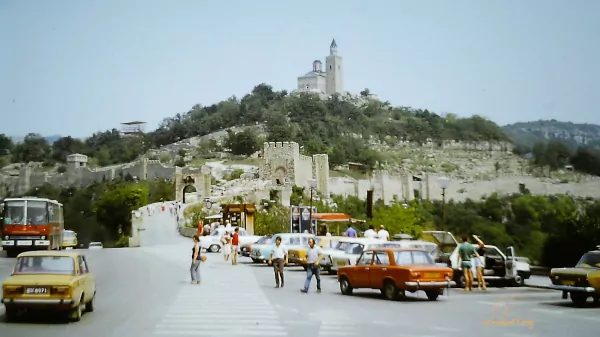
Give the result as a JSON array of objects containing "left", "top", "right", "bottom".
[
  {"left": 260, "top": 141, "right": 330, "bottom": 195},
  {"left": 0, "top": 156, "right": 204, "bottom": 197}
]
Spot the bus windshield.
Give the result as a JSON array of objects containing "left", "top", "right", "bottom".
[{"left": 2, "top": 200, "right": 49, "bottom": 225}]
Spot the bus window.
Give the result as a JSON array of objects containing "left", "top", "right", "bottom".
[
  {"left": 3, "top": 201, "right": 25, "bottom": 225},
  {"left": 27, "top": 200, "right": 49, "bottom": 225}
]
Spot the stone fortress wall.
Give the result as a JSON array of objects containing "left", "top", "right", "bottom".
[{"left": 2, "top": 139, "right": 600, "bottom": 203}]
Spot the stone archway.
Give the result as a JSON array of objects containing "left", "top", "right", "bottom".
[
  {"left": 174, "top": 167, "right": 212, "bottom": 203},
  {"left": 182, "top": 182, "right": 198, "bottom": 204},
  {"left": 274, "top": 166, "right": 286, "bottom": 185}
]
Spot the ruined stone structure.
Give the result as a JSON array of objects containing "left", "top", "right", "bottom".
[
  {"left": 174, "top": 169, "right": 211, "bottom": 203},
  {"left": 0, "top": 153, "right": 211, "bottom": 199},
  {"left": 296, "top": 39, "right": 343, "bottom": 95},
  {"left": 259, "top": 142, "right": 330, "bottom": 196}
]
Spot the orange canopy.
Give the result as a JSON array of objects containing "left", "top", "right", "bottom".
[{"left": 311, "top": 213, "right": 350, "bottom": 222}]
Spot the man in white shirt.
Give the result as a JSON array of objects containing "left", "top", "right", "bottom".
[
  {"left": 364, "top": 225, "right": 378, "bottom": 239},
  {"left": 377, "top": 225, "right": 390, "bottom": 241},
  {"left": 268, "top": 237, "right": 288, "bottom": 288},
  {"left": 301, "top": 238, "right": 323, "bottom": 293}
]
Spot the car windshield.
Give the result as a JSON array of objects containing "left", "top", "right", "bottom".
[
  {"left": 14, "top": 256, "right": 75, "bottom": 275},
  {"left": 344, "top": 243, "right": 364, "bottom": 255},
  {"left": 394, "top": 251, "right": 435, "bottom": 266},
  {"left": 63, "top": 232, "right": 76, "bottom": 239},
  {"left": 256, "top": 237, "right": 271, "bottom": 244},
  {"left": 576, "top": 253, "right": 600, "bottom": 268}
]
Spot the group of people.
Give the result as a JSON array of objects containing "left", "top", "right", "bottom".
[
  {"left": 220, "top": 226, "right": 240, "bottom": 265},
  {"left": 267, "top": 236, "right": 323, "bottom": 293},
  {"left": 344, "top": 224, "right": 390, "bottom": 240},
  {"left": 457, "top": 235, "right": 487, "bottom": 291}
]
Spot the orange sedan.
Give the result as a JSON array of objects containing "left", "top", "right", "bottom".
[{"left": 337, "top": 248, "right": 455, "bottom": 301}]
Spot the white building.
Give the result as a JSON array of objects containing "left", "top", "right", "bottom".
[{"left": 296, "top": 39, "right": 344, "bottom": 96}]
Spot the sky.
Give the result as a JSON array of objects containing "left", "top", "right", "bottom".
[{"left": 1, "top": 0, "right": 599, "bottom": 138}]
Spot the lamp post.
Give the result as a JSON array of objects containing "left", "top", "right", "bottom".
[
  {"left": 436, "top": 176, "right": 451, "bottom": 230},
  {"left": 308, "top": 179, "right": 317, "bottom": 234}
]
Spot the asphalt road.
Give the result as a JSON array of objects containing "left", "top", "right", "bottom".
[{"left": 0, "top": 206, "right": 597, "bottom": 337}]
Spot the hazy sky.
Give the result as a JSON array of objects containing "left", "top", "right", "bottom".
[{"left": 1, "top": 0, "right": 599, "bottom": 138}]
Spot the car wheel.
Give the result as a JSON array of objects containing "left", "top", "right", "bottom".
[
  {"left": 208, "top": 245, "right": 220, "bottom": 253},
  {"left": 339, "top": 276, "right": 353, "bottom": 295},
  {"left": 513, "top": 274, "right": 524, "bottom": 287},
  {"left": 455, "top": 272, "right": 466, "bottom": 288},
  {"left": 69, "top": 295, "right": 85, "bottom": 322},
  {"left": 383, "top": 280, "right": 398, "bottom": 301},
  {"left": 85, "top": 293, "right": 95, "bottom": 312},
  {"left": 425, "top": 291, "right": 439, "bottom": 301},
  {"left": 4, "top": 307, "right": 18, "bottom": 322},
  {"left": 571, "top": 293, "right": 588, "bottom": 307}
]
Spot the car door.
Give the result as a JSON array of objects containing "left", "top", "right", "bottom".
[
  {"left": 483, "top": 246, "right": 506, "bottom": 277},
  {"left": 352, "top": 251, "right": 374, "bottom": 288},
  {"left": 77, "top": 255, "right": 92, "bottom": 302},
  {"left": 81, "top": 255, "right": 95, "bottom": 298},
  {"left": 369, "top": 251, "right": 391, "bottom": 289}
]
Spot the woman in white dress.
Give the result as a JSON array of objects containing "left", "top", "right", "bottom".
[{"left": 222, "top": 231, "right": 232, "bottom": 261}]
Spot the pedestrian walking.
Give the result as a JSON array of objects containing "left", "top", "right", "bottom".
[
  {"left": 364, "top": 225, "right": 378, "bottom": 239},
  {"left": 457, "top": 235, "right": 477, "bottom": 291},
  {"left": 301, "top": 238, "right": 323, "bottom": 293},
  {"left": 231, "top": 227, "right": 240, "bottom": 265},
  {"left": 221, "top": 231, "right": 232, "bottom": 261},
  {"left": 344, "top": 224, "right": 357, "bottom": 238},
  {"left": 190, "top": 235, "right": 203, "bottom": 284},
  {"left": 377, "top": 225, "right": 390, "bottom": 241},
  {"left": 268, "top": 236, "right": 288, "bottom": 288}
]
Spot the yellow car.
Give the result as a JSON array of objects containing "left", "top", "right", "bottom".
[
  {"left": 547, "top": 246, "right": 600, "bottom": 306},
  {"left": 62, "top": 230, "right": 78, "bottom": 249},
  {"left": 1, "top": 250, "right": 96, "bottom": 322},
  {"left": 288, "top": 236, "right": 344, "bottom": 269}
]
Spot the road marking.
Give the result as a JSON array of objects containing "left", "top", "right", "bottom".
[
  {"left": 430, "top": 326, "right": 461, "bottom": 332},
  {"left": 154, "top": 330, "right": 286, "bottom": 336},
  {"left": 531, "top": 308, "right": 564, "bottom": 315}
]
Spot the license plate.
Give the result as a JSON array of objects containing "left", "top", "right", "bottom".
[
  {"left": 424, "top": 273, "right": 440, "bottom": 278},
  {"left": 17, "top": 240, "right": 33, "bottom": 246},
  {"left": 562, "top": 280, "right": 575, "bottom": 286},
  {"left": 26, "top": 287, "right": 47, "bottom": 294}
]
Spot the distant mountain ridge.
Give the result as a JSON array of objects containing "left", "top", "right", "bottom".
[
  {"left": 502, "top": 120, "right": 600, "bottom": 149},
  {"left": 10, "top": 134, "right": 62, "bottom": 144}
]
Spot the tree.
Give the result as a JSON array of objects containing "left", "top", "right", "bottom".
[
  {"left": 52, "top": 136, "right": 85, "bottom": 162},
  {"left": 371, "top": 202, "right": 427, "bottom": 237},
  {"left": 224, "top": 129, "right": 260, "bottom": 156},
  {"left": 12, "top": 133, "right": 51, "bottom": 163},
  {"left": 254, "top": 205, "right": 289, "bottom": 235},
  {"left": 0, "top": 133, "right": 13, "bottom": 155}
]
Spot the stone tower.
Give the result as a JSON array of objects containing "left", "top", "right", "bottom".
[{"left": 325, "top": 38, "right": 344, "bottom": 95}]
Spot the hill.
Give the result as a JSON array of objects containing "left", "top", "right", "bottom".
[
  {"left": 0, "top": 83, "right": 510, "bottom": 170},
  {"left": 503, "top": 120, "right": 600, "bottom": 149}
]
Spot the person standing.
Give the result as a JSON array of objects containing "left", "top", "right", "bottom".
[
  {"left": 268, "top": 236, "right": 288, "bottom": 288},
  {"left": 301, "top": 238, "right": 323, "bottom": 293},
  {"left": 472, "top": 235, "right": 487, "bottom": 290},
  {"left": 231, "top": 227, "right": 240, "bottom": 265},
  {"left": 457, "top": 235, "right": 477, "bottom": 291},
  {"left": 221, "top": 230, "right": 232, "bottom": 262},
  {"left": 344, "top": 224, "right": 357, "bottom": 238},
  {"left": 377, "top": 225, "right": 390, "bottom": 241},
  {"left": 191, "top": 235, "right": 202, "bottom": 284},
  {"left": 364, "top": 225, "right": 378, "bottom": 239}
]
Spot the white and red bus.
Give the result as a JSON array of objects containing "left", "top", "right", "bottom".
[{"left": 1, "top": 197, "right": 64, "bottom": 258}]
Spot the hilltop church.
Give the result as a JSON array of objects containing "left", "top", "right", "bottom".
[{"left": 296, "top": 39, "right": 344, "bottom": 95}]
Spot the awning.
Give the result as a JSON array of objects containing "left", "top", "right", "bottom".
[
  {"left": 205, "top": 214, "right": 223, "bottom": 219},
  {"left": 311, "top": 213, "right": 350, "bottom": 222}
]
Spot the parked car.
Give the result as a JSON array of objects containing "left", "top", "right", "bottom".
[
  {"left": 544, "top": 246, "right": 600, "bottom": 306},
  {"left": 337, "top": 248, "right": 454, "bottom": 301},
  {"left": 1, "top": 250, "right": 96, "bottom": 322},
  {"left": 330, "top": 239, "right": 437, "bottom": 274},
  {"left": 288, "top": 236, "right": 344, "bottom": 269},
  {"left": 321, "top": 238, "right": 371, "bottom": 274},
  {"left": 200, "top": 227, "right": 262, "bottom": 253},
  {"left": 422, "top": 231, "right": 531, "bottom": 287},
  {"left": 241, "top": 236, "right": 272, "bottom": 258},
  {"left": 249, "top": 233, "right": 314, "bottom": 264}
]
